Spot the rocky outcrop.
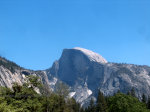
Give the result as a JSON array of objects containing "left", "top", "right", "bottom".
[
  {"left": 47, "top": 47, "right": 150, "bottom": 105},
  {"left": 0, "top": 57, "right": 51, "bottom": 89},
  {"left": 0, "top": 66, "right": 25, "bottom": 88}
]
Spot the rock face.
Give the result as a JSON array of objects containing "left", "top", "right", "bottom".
[
  {"left": 0, "top": 57, "right": 51, "bottom": 89},
  {"left": 0, "top": 65, "right": 25, "bottom": 88},
  {"left": 73, "top": 47, "right": 107, "bottom": 64},
  {"left": 1, "top": 48, "right": 150, "bottom": 106},
  {"left": 47, "top": 47, "right": 150, "bottom": 105}
]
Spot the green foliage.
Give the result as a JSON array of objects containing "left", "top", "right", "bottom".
[
  {"left": 86, "top": 98, "right": 96, "bottom": 112},
  {"left": 107, "top": 93, "right": 149, "bottom": 112},
  {"left": 1, "top": 75, "right": 150, "bottom": 112},
  {"left": 0, "top": 76, "right": 83, "bottom": 112},
  {"left": 85, "top": 91, "right": 150, "bottom": 112},
  {"left": 147, "top": 96, "right": 150, "bottom": 109},
  {"left": 0, "top": 97, "right": 16, "bottom": 112},
  {"left": 130, "top": 88, "right": 136, "bottom": 97},
  {"left": 96, "top": 91, "right": 108, "bottom": 112},
  {"left": 55, "top": 81, "right": 69, "bottom": 97},
  {"left": 142, "top": 93, "right": 147, "bottom": 104},
  {"left": 66, "top": 98, "right": 81, "bottom": 112},
  {"left": 26, "top": 75, "right": 42, "bottom": 89}
]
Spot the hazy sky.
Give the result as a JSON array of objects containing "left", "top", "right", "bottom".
[{"left": 0, "top": 0, "right": 150, "bottom": 70}]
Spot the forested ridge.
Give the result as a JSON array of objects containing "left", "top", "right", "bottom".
[{"left": 0, "top": 56, "right": 22, "bottom": 73}]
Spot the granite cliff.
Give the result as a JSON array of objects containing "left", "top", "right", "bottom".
[{"left": 1, "top": 48, "right": 150, "bottom": 106}]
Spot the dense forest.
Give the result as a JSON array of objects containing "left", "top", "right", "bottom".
[{"left": 0, "top": 75, "right": 150, "bottom": 112}]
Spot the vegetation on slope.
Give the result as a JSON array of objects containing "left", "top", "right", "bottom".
[
  {"left": 0, "top": 59, "right": 150, "bottom": 112},
  {"left": 85, "top": 90, "right": 150, "bottom": 112},
  {"left": 0, "top": 56, "right": 22, "bottom": 73},
  {"left": 0, "top": 75, "right": 150, "bottom": 112},
  {"left": 0, "top": 75, "right": 83, "bottom": 112}
]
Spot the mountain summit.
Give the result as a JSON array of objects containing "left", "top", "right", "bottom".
[
  {"left": 1, "top": 48, "right": 150, "bottom": 106},
  {"left": 72, "top": 47, "right": 107, "bottom": 64},
  {"left": 48, "top": 47, "right": 150, "bottom": 106},
  {"left": 50, "top": 47, "right": 107, "bottom": 86}
]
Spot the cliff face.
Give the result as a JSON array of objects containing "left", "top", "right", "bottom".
[
  {"left": 0, "top": 65, "right": 24, "bottom": 88},
  {"left": 100, "top": 63, "right": 150, "bottom": 97},
  {"left": 1, "top": 48, "right": 150, "bottom": 106},
  {"left": 48, "top": 48, "right": 150, "bottom": 105},
  {"left": 0, "top": 57, "right": 51, "bottom": 89}
]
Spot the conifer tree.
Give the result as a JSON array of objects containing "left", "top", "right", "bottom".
[
  {"left": 117, "top": 90, "right": 121, "bottom": 93},
  {"left": 131, "top": 88, "right": 136, "bottom": 97},
  {"left": 142, "top": 93, "right": 147, "bottom": 104},
  {"left": 88, "top": 98, "right": 96, "bottom": 112},
  {"left": 96, "top": 91, "right": 107, "bottom": 112},
  {"left": 55, "top": 81, "right": 69, "bottom": 97},
  {"left": 147, "top": 96, "right": 150, "bottom": 109},
  {"left": 127, "top": 91, "right": 130, "bottom": 95}
]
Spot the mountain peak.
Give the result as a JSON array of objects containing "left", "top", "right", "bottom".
[{"left": 72, "top": 47, "right": 108, "bottom": 64}]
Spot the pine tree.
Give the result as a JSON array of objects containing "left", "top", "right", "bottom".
[
  {"left": 96, "top": 91, "right": 107, "bottom": 112},
  {"left": 108, "top": 93, "right": 149, "bottom": 112},
  {"left": 117, "top": 90, "right": 121, "bottom": 93},
  {"left": 88, "top": 98, "right": 96, "bottom": 112},
  {"left": 127, "top": 91, "right": 130, "bottom": 95},
  {"left": 147, "top": 96, "right": 150, "bottom": 109},
  {"left": 55, "top": 81, "right": 69, "bottom": 97},
  {"left": 131, "top": 88, "right": 136, "bottom": 97},
  {"left": 142, "top": 93, "right": 147, "bottom": 104}
]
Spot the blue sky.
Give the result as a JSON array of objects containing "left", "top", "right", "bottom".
[{"left": 0, "top": 0, "right": 150, "bottom": 70}]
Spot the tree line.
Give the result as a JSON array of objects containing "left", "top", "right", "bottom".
[
  {"left": 0, "top": 75, "right": 150, "bottom": 112},
  {"left": 85, "top": 89, "right": 150, "bottom": 112}
]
